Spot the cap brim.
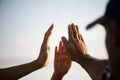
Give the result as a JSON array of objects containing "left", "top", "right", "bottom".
[{"left": 86, "top": 16, "right": 105, "bottom": 29}]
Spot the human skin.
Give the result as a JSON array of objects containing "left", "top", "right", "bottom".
[
  {"left": 51, "top": 41, "right": 72, "bottom": 80},
  {"left": 62, "top": 23, "right": 108, "bottom": 80},
  {"left": 0, "top": 24, "right": 54, "bottom": 80}
]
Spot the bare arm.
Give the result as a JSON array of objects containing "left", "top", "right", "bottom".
[
  {"left": 62, "top": 23, "right": 108, "bottom": 80},
  {"left": 51, "top": 41, "right": 72, "bottom": 80},
  {"left": 76, "top": 55, "right": 108, "bottom": 80},
  {"left": 0, "top": 61, "right": 39, "bottom": 80},
  {"left": 0, "top": 24, "right": 54, "bottom": 80}
]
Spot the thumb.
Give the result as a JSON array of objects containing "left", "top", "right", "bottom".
[{"left": 61, "top": 37, "right": 69, "bottom": 48}]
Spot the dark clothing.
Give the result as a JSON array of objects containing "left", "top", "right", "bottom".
[{"left": 105, "top": 0, "right": 120, "bottom": 21}]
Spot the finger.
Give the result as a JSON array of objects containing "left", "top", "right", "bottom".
[
  {"left": 79, "top": 33, "right": 85, "bottom": 43},
  {"left": 61, "top": 37, "right": 69, "bottom": 52},
  {"left": 73, "top": 25, "right": 86, "bottom": 52},
  {"left": 44, "top": 24, "right": 54, "bottom": 42},
  {"left": 68, "top": 24, "right": 72, "bottom": 41},
  {"left": 59, "top": 41, "right": 62, "bottom": 51},
  {"left": 47, "top": 24, "right": 54, "bottom": 35},
  {"left": 68, "top": 24, "right": 75, "bottom": 42},
  {"left": 55, "top": 46, "right": 58, "bottom": 58},
  {"left": 76, "top": 26, "right": 87, "bottom": 54},
  {"left": 61, "top": 41, "right": 65, "bottom": 55},
  {"left": 73, "top": 38, "right": 87, "bottom": 55},
  {"left": 59, "top": 41, "right": 63, "bottom": 55},
  {"left": 76, "top": 25, "right": 85, "bottom": 42},
  {"left": 54, "top": 46, "right": 57, "bottom": 67},
  {"left": 71, "top": 23, "right": 77, "bottom": 38},
  {"left": 75, "top": 25, "right": 80, "bottom": 34},
  {"left": 62, "top": 45, "right": 67, "bottom": 55},
  {"left": 61, "top": 41, "right": 68, "bottom": 56},
  {"left": 61, "top": 37, "right": 68, "bottom": 46}
]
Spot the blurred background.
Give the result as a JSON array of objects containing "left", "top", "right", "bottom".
[{"left": 0, "top": 0, "right": 109, "bottom": 80}]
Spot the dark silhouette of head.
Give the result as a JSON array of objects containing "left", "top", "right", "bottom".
[{"left": 87, "top": 0, "right": 120, "bottom": 79}]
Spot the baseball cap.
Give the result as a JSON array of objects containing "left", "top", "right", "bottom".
[{"left": 86, "top": 0, "right": 120, "bottom": 29}]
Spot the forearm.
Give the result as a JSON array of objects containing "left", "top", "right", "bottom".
[
  {"left": 0, "top": 60, "right": 41, "bottom": 80},
  {"left": 76, "top": 55, "right": 108, "bottom": 80},
  {"left": 51, "top": 72, "right": 64, "bottom": 80}
]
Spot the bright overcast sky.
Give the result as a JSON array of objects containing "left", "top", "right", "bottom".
[{"left": 0, "top": 0, "right": 109, "bottom": 80}]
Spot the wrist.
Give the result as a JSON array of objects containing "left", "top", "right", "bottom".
[
  {"left": 32, "top": 60, "right": 43, "bottom": 70},
  {"left": 75, "top": 54, "right": 96, "bottom": 68},
  {"left": 51, "top": 71, "right": 64, "bottom": 80}
]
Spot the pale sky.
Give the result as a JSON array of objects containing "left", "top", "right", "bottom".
[{"left": 0, "top": 0, "right": 109, "bottom": 80}]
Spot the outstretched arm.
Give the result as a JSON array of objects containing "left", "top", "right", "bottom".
[
  {"left": 51, "top": 41, "right": 72, "bottom": 80},
  {"left": 0, "top": 24, "right": 54, "bottom": 80},
  {"left": 62, "top": 23, "right": 108, "bottom": 80}
]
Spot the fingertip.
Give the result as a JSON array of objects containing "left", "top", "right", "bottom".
[
  {"left": 59, "top": 40, "right": 62, "bottom": 47},
  {"left": 51, "top": 24, "right": 54, "bottom": 29},
  {"left": 55, "top": 46, "right": 57, "bottom": 52},
  {"left": 61, "top": 36, "right": 65, "bottom": 40},
  {"left": 75, "top": 25, "right": 80, "bottom": 35},
  {"left": 71, "top": 23, "right": 74, "bottom": 26},
  {"left": 61, "top": 37, "right": 66, "bottom": 42},
  {"left": 49, "top": 23, "right": 54, "bottom": 31},
  {"left": 55, "top": 46, "right": 58, "bottom": 56},
  {"left": 68, "top": 24, "right": 70, "bottom": 28},
  {"left": 51, "top": 23, "right": 54, "bottom": 26},
  {"left": 76, "top": 25, "right": 79, "bottom": 30},
  {"left": 61, "top": 37, "right": 69, "bottom": 49},
  {"left": 60, "top": 40, "right": 62, "bottom": 45}
]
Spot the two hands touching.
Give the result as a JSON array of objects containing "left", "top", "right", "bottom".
[
  {"left": 52, "top": 23, "right": 108, "bottom": 80},
  {"left": 51, "top": 41, "right": 72, "bottom": 80},
  {"left": 0, "top": 23, "right": 108, "bottom": 80},
  {"left": 61, "top": 23, "right": 108, "bottom": 80}
]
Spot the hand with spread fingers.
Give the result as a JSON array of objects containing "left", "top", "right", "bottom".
[
  {"left": 62, "top": 23, "right": 88, "bottom": 62},
  {"left": 62, "top": 23, "right": 108, "bottom": 80},
  {"left": 51, "top": 41, "right": 72, "bottom": 80}
]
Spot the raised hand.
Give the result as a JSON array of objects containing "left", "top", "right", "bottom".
[
  {"left": 62, "top": 23, "right": 108, "bottom": 80},
  {"left": 51, "top": 41, "right": 72, "bottom": 80},
  {"left": 0, "top": 24, "right": 54, "bottom": 80},
  {"left": 35, "top": 24, "right": 54, "bottom": 68},
  {"left": 62, "top": 23, "right": 87, "bottom": 62}
]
